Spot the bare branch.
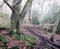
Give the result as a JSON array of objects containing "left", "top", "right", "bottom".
[
  {"left": 13, "top": 0, "right": 22, "bottom": 7},
  {"left": 0, "top": 2, "right": 4, "bottom": 8},
  {"left": 3, "top": 0, "right": 15, "bottom": 12}
]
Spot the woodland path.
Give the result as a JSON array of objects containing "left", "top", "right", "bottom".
[{"left": 21, "top": 24, "right": 60, "bottom": 49}]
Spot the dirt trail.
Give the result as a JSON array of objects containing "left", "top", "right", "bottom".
[{"left": 21, "top": 24, "right": 60, "bottom": 49}]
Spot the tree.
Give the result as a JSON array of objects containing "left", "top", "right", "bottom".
[
  {"left": 50, "top": 10, "right": 60, "bottom": 42},
  {"left": 31, "top": 10, "right": 40, "bottom": 25},
  {"left": 28, "top": 0, "right": 33, "bottom": 24},
  {"left": 3, "top": 0, "right": 33, "bottom": 35}
]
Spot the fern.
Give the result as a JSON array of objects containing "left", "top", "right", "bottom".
[
  {"left": 12, "top": 34, "right": 19, "bottom": 40},
  {"left": 0, "top": 35, "right": 7, "bottom": 44},
  {"left": 24, "top": 35, "right": 37, "bottom": 45}
]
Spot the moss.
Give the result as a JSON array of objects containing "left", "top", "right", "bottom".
[
  {"left": 27, "top": 0, "right": 30, "bottom": 3},
  {"left": 0, "top": 12, "right": 7, "bottom": 18}
]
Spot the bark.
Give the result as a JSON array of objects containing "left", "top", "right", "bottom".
[
  {"left": 10, "top": 0, "right": 22, "bottom": 35},
  {"left": 10, "top": 0, "right": 33, "bottom": 35},
  {"left": 50, "top": 12, "right": 60, "bottom": 45},
  {"left": 28, "top": 1, "right": 33, "bottom": 24},
  {"left": 13, "top": 0, "right": 22, "bottom": 7},
  {"left": 4, "top": 0, "right": 33, "bottom": 35},
  {"left": 19, "top": 0, "right": 33, "bottom": 25},
  {"left": 50, "top": 15, "right": 60, "bottom": 49}
]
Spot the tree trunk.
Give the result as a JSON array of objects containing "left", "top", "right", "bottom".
[
  {"left": 28, "top": 1, "right": 33, "bottom": 24},
  {"left": 10, "top": 0, "right": 33, "bottom": 35},
  {"left": 10, "top": 0, "right": 21, "bottom": 35},
  {"left": 4, "top": 0, "right": 33, "bottom": 35},
  {"left": 19, "top": 0, "right": 33, "bottom": 26},
  {"left": 50, "top": 14, "right": 60, "bottom": 42}
]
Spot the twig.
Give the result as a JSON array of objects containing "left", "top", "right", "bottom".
[{"left": 13, "top": 0, "right": 22, "bottom": 7}]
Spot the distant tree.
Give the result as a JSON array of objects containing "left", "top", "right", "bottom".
[
  {"left": 28, "top": 2, "right": 32, "bottom": 24},
  {"left": 50, "top": 10, "right": 60, "bottom": 42},
  {"left": 31, "top": 10, "right": 40, "bottom": 25}
]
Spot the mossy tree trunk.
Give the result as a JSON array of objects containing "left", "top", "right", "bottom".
[
  {"left": 3, "top": 0, "right": 33, "bottom": 35},
  {"left": 10, "top": 0, "right": 21, "bottom": 35}
]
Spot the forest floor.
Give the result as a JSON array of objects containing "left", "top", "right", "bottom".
[
  {"left": 0, "top": 30, "right": 30, "bottom": 49},
  {"left": 21, "top": 24, "right": 60, "bottom": 45},
  {"left": 0, "top": 24, "right": 60, "bottom": 49}
]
